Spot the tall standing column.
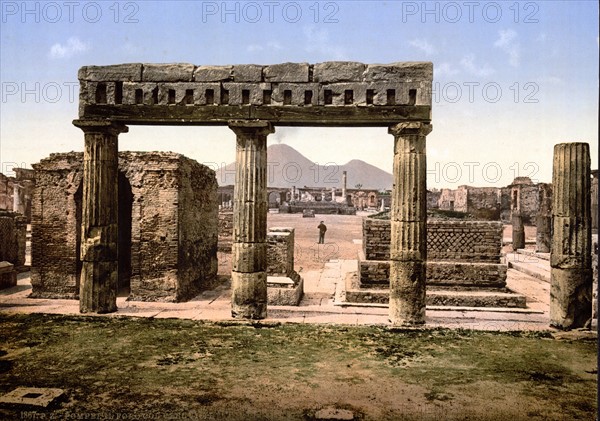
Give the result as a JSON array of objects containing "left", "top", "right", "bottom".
[
  {"left": 536, "top": 183, "right": 552, "bottom": 253},
  {"left": 73, "top": 120, "right": 128, "bottom": 314},
  {"left": 388, "top": 122, "right": 432, "bottom": 325},
  {"left": 229, "top": 120, "right": 274, "bottom": 319},
  {"left": 512, "top": 212, "right": 525, "bottom": 250},
  {"left": 550, "top": 142, "right": 592, "bottom": 329}
]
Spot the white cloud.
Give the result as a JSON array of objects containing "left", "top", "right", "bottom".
[
  {"left": 460, "top": 54, "right": 494, "bottom": 77},
  {"left": 246, "top": 41, "right": 282, "bottom": 53},
  {"left": 303, "top": 26, "right": 347, "bottom": 60},
  {"left": 49, "top": 37, "right": 89, "bottom": 59},
  {"left": 494, "top": 29, "right": 520, "bottom": 67},
  {"left": 435, "top": 62, "right": 459, "bottom": 78},
  {"left": 409, "top": 38, "right": 436, "bottom": 56}
]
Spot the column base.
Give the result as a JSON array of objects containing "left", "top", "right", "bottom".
[
  {"left": 550, "top": 268, "right": 592, "bottom": 330},
  {"left": 231, "top": 271, "right": 267, "bottom": 319},
  {"left": 79, "top": 260, "right": 118, "bottom": 314},
  {"left": 388, "top": 261, "right": 426, "bottom": 326}
]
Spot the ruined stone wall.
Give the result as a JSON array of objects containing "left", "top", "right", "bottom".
[
  {"left": 437, "top": 188, "right": 455, "bottom": 211},
  {"left": 0, "top": 210, "right": 27, "bottom": 270},
  {"left": 31, "top": 152, "right": 218, "bottom": 301},
  {"left": 30, "top": 154, "right": 82, "bottom": 298},
  {"left": 363, "top": 218, "right": 503, "bottom": 263},
  {"left": 453, "top": 187, "right": 468, "bottom": 212},
  {"left": 466, "top": 187, "right": 501, "bottom": 220},
  {"left": 218, "top": 210, "right": 233, "bottom": 251},
  {"left": 427, "top": 190, "right": 440, "bottom": 209},
  {"left": 0, "top": 173, "right": 14, "bottom": 211}
]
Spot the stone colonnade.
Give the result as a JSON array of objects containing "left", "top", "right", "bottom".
[{"left": 73, "top": 119, "right": 433, "bottom": 325}]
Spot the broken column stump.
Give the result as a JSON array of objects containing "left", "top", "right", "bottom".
[
  {"left": 229, "top": 120, "right": 273, "bottom": 319},
  {"left": 388, "top": 122, "right": 432, "bottom": 325},
  {"left": 73, "top": 120, "right": 128, "bottom": 314},
  {"left": 550, "top": 142, "right": 592, "bottom": 329},
  {"left": 512, "top": 212, "right": 525, "bottom": 250}
]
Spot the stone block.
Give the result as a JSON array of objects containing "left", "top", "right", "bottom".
[
  {"left": 233, "top": 64, "right": 264, "bottom": 82},
  {"left": 271, "top": 83, "right": 320, "bottom": 106},
  {"left": 79, "top": 63, "right": 142, "bottom": 82},
  {"left": 221, "top": 82, "right": 265, "bottom": 105},
  {"left": 313, "top": 61, "right": 366, "bottom": 83},
  {"left": 142, "top": 63, "right": 195, "bottom": 82},
  {"left": 267, "top": 275, "right": 303, "bottom": 306},
  {"left": 122, "top": 82, "right": 159, "bottom": 105},
  {"left": 264, "top": 62, "right": 309, "bottom": 82},
  {"left": 0, "top": 261, "right": 16, "bottom": 289},
  {"left": 364, "top": 62, "right": 433, "bottom": 82},
  {"left": 319, "top": 83, "right": 367, "bottom": 106},
  {"left": 194, "top": 66, "right": 233, "bottom": 82}
]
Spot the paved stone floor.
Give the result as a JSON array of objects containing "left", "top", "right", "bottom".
[{"left": 0, "top": 253, "right": 557, "bottom": 331}]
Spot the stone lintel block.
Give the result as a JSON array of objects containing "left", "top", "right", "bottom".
[
  {"left": 194, "top": 82, "right": 222, "bottom": 105},
  {"left": 313, "top": 61, "right": 366, "bottom": 83},
  {"left": 143, "top": 63, "right": 195, "bottom": 82},
  {"left": 364, "top": 62, "right": 433, "bottom": 83},
  {"left": 194, "top": 65, "right": 233, "bottom": 82},
  {"left": 232, "top": 242, "right": 267, "bottom": 272},
  {"left": 233, "top": 64, "right": 264, "bottom": 82},
  {"left": 231, "top": 271, "right": 267, "bottom": 319},
  {"left": 264, "top": 62, "right": 309, "bottom": 82},
  {"left": 319, "top": 83, "right": 367, "bottom": 106},
  {"left": 222, "top": 82, "right": 264, "bottom": 105},
  {"left": 156, "top": 82, "right": 200, "bottom": 105},
  {"left": 271, "top": 83, "right": 320, "bottom": 106},
  {"left": 122, "top": 82, "right": 158, "bottom": 105},
  {"left": 79, "top": 63, "right": 143, "bottom": 82}
]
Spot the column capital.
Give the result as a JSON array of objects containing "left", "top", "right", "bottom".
[
  {"left": 228, "top": 120, "right": 275, "bottom": 137},
  {"left": 388, "top": 122, "right": 432, "bottom": 137},
  {"left": 73, "top": 119, "right": 129, "bottom": 136}
]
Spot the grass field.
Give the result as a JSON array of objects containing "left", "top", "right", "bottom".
[{"left": 0, "top": 313, "right": 596, "bottom": 420}]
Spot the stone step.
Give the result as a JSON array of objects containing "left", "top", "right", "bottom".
[
  {"left": 345, "top": 272, "right": 527, "bottom": 308},
  {"left": 505, "top": 253, "right": 550, "bottom": 283}
]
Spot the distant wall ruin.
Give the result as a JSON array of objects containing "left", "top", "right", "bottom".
[{"left": 30, "top": 152, "right": 218, "bottom": 301}]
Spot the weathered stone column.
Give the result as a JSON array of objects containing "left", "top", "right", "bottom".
[
  {"left": 536, "top": 183, "right": 552, "bottom": 253},
  {"left": 550, "top": 142, "right": 592, "bottom": 329},
  {"left": 512, "top": 212, "right": 525, "bottom": 250},
  {"left": 229, "top": 120, "right": 274, "bottom": 319},
  {"left": 73, "top": 120, "right": 128, "bottom": 313},
  {"left": 388, "top": 122, "right": 432, "bottom": 325}
]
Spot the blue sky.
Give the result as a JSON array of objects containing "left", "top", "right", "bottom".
[{"left": 1, "top": 0, "right": 598, "bottom": 188}]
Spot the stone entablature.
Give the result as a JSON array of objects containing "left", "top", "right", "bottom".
[{"left": 77, "top": 62, "right": 432, "bottom": 126}]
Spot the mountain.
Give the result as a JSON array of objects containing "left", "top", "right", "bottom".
[{"left": 216, "top": 144, "right": 393, "bottom": 190}]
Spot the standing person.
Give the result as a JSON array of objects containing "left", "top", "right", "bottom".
[{"left": 317, "top": 221, "right": 327, "bottom": 244}]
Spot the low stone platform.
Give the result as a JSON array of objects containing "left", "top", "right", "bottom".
[
  {"left": 267, "top": 275, "right": 304, "bottom": 306},
  {"left": 344, "top": 272, "right": 527, "bottom": 308}
]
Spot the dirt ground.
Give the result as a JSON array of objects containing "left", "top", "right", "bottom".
[{"left": 0, "top": 314, "right": 596, "bottom": 421}]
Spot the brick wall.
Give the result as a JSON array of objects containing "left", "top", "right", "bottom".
[
  {"left": 363, "top": 218, "right": 503, "bottom": 263},
  {"left": 0, "top": 210, "right": 27, "bottom": 270},
  {"left": 31, "top": 152, "right": 218, "bottom": 301}
]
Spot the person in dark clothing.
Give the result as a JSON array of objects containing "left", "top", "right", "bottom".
[{"left": 317, "top": 221, "right": 327, "bottom": 244}]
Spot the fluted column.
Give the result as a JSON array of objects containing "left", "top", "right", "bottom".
[
  {"left": 536, "top": 183, "right": 552, "bottom": 253},
  {"left": 229, "top": 120, "right": 274, "bottom": 319},
  {"left": 388, "top": 122, "right": 432, "bottom": 325},
  {"left": 550, "top": 142, "right": 592, "bottom": 329},
  {"left": 73, "top": 120, "right": 128, "bottom": 313}
]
